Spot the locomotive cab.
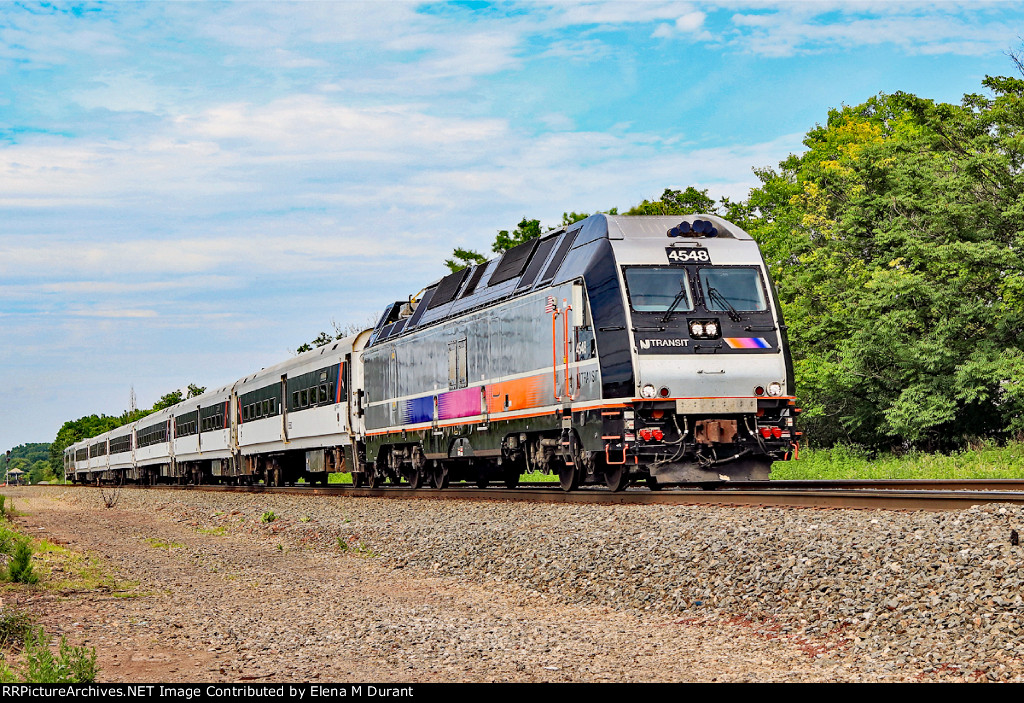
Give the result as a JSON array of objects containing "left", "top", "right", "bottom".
[{"left": 609, "top": 215, "right": 796, "bottom": 484}]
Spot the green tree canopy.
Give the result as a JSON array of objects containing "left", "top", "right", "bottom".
[{"left": 747, "top": 79, "right": 1024, "bottom": 449}]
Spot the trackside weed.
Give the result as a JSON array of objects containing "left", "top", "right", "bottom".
[
  {"left": 8, "top": 541, "right": 38, "bottom": 584},
  {"left": 0, "top": 627, "right": 98, "bottom": 683},
  {"left": 0, "top": 607, "right": 34, "bottom": 648}
]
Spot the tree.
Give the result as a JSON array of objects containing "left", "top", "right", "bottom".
[
  {"left": 745, "top": 80, "right": 1024, "bottom": 449},
  {"left": 49, "top": 414, "right": 122, "bottom": 475},
  {"left": 625, "top": 186, "right": 717, "bottom": 216},
  {"left": 152, "top": 391, "right": 183, "bottom": 411},
  {"left": 295, "top": 316, "right": 377, "bottom": 355},
  {"left": 445, "top": 218, "right": 547, "bottom": 273},
  {"left": 443, "top": 247, "right": 488, "bottom": 274},
  {"left": 492, "top": 217, "right": 542, "bottom": 252}
]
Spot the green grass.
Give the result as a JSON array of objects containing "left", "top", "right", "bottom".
[
  {"left": 197, "top": 526, "right": 228, "bottom": 536},
  {"left": 517, "top": 472, "right": 558, "bottom": 484},
  {"left": 33, "top": 539, "right": 136, "bottom": 594},
  {"left": 336, "top": 536, "right": 377, "bottom": 556},
  {"left": 0, "top": 497, "right": 134, "bottom": 596},
  {"left": 771, "top": 441, "right": 1024, "bottom": 480}
]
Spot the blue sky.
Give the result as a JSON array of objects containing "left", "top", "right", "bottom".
[{"left": 2, "top": 0, "right": 1022, "bottom": 449}]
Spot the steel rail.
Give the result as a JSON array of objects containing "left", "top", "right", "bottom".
[
  {"left": 751, "top": 479, "right": 1024, "bottom": 492},
  {"left": 116, "top": 481, "right": 1024, "bottom": 511}
]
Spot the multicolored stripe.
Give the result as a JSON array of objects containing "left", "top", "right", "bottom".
[
  {"left": 723, "top": 337, "right": 771, "bottom": 349},
  {"left": 395, "top": 373, "right": 550, "bottom": 425}
]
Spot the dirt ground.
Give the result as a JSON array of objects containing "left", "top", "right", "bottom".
[{"left": 2, "top": 487, "right": 880, "bottom": 683}]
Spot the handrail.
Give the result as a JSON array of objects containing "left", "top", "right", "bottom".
[
  {"left": 563, "top": 304, "right": 576, "bottom": 401},
  {"left": 551, "top": 309, "right": 561, "bottom": 401}
]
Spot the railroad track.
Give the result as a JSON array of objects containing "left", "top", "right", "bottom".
[{"left": 82, "top": 479, "right": 1024, "bottom": 511}]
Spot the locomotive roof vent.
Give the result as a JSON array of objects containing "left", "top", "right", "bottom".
[{"left": 667, "top": 219, "right": 718, "bottom": 238}]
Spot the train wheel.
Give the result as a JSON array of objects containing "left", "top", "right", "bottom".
[
  {"left": 432, "top": 464, "right": 450, "bottom": 490},
  {"left": 604, "top": 464, "right": 629, "bottom": 492},
  {"left": 352, "top": 473, "right": 365, "bottom": 488},
  {"left": 408, "top": 469, "right": 424, "bottom": 490},
  {"left": 558, "top": 464, "right": 580, "bottom": 492},
  {"left": 475, "top": 473, "right": 489, "bottom": 489},
  {"left": 367, "top": 467, "right": 382, "bottom": 489}
]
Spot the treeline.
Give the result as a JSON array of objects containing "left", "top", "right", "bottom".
[
  {"left": 440, "top": 71, "right": 1024, "bottom": 452},
  {"left": 3, "top": 443, "right": 53, "bottom": 484},
  {"left": 47, "top": 385, "right": 205, "bottom": 477},
  {"left": 743, "top": 76, "right": 1024, "bottom": 451}
]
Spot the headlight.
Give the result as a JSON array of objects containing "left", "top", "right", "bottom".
[
  {"left": 767, "top": 382, "right": 783, "bottom": 396},
  {"left": 688, "top": 319, "right": 720, "bottom": 340},
  {"left": 641, "top": 384, "right": 657, "bottom": 398}
]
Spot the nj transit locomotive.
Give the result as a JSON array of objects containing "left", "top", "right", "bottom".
[{"left": 64, "top": 214, "right": 798, "bottom": 491}]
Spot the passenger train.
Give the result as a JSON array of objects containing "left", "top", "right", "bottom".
[{"left": 65, "top": 214, "right": 798, "bottom": 491}]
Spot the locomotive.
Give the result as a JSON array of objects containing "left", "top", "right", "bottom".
[{"left": 65, "top": 214, "right": 798, "bottom": 491}]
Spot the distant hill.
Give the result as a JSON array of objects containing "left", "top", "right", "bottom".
[{"left": 5, "top": 442, "right": 54, "bottom": 484}]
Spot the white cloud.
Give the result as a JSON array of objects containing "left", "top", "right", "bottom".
[
  {"left": 177, "top": 96, "right": 509, "bottom": 155},
  {"left": 650, "top": 6, "right": 713, "bottom": 41},
  {"left": 676, "top": 10, "right": 707, "bottom": 32},
  {"left": 552, "top": 1, "right": 693, "bottom": 27},
  {"left": 66, "top": 308, "right": 159, "bottom": 319},
  {"left": 728, "top": 5, "right": 1020, "bottom": 57}
]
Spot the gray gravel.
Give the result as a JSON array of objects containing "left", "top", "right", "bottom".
[{"left": 18, "top": 486, "right": 1024, "bottom": 681}]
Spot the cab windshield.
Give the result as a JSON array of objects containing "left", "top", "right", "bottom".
[
  {"left": 623, "top": 268, "right": 693, "bottom": 312},
  {"left": 698, "top": 267, "right": 767, "bottom": 312}
]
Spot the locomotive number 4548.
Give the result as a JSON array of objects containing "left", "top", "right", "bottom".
[{"left": 665, "top": 247, "right": 712, "bottom": 264}]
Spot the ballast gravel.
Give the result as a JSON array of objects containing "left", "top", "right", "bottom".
[{"left": 11, "top": 486, "right": 1024, "bottom": 682}]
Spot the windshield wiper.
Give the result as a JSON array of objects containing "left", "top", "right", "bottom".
[
  {"left": 707, "top": 287, "right": 743, "bottom": 322},
  {"left": 660, "top": 281, "right": 690, "bottom": 323}
]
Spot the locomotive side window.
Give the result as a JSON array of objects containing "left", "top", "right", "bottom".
[
  {"left": 698, "top": 267, "right": 767, "bottom": 312},
  {"left": 623, "top": 268, "right": 694, "bottom": 312}
]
